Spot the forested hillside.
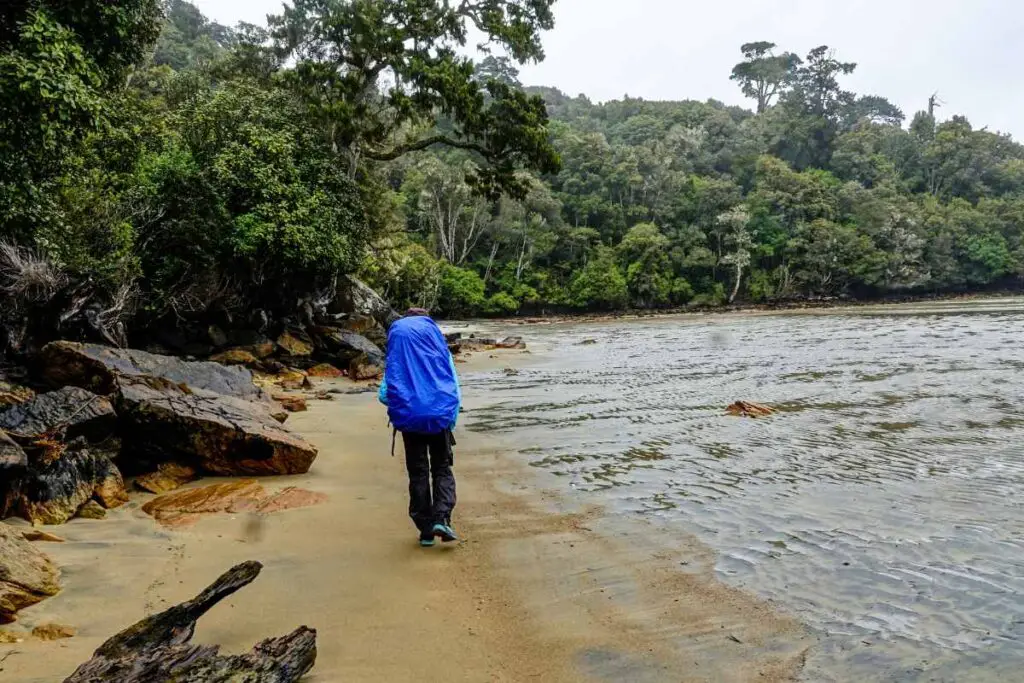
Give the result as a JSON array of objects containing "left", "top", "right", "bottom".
[{"left": 2, "top": 0, "right": 1022, "bottom": 352}]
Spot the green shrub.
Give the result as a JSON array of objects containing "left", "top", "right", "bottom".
[{"left": 438, "top": 264, "right": 486, "bottom": 316}]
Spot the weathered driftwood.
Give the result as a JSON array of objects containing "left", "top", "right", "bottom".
[{"left": 64, "top": 561, "right": 317, "bottom": 683}]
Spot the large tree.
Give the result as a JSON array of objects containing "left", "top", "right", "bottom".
[
  {"left": 730, "top": 42, "right": 801, "bottom": 114},
  {"left": 269, "top": 0, "right": 560, "bottom": 197}
]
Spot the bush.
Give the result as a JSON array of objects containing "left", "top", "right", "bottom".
[
  {"left": 570, "top": 246, "right": 628, "bottom": 309},
  {"left": 438, "top": 264, "right": 486, "bottom": 316},
  {"left": 483, "top": 291, "right": 519, "bottom": 316}
]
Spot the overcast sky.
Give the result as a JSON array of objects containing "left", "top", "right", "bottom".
[{"left": 194, "top": 0, "right": 1024, "bottom": 140}]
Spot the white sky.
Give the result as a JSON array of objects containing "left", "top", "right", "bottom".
[{"left": 194, "top": 0, "right": 1024, "bottom": 140}]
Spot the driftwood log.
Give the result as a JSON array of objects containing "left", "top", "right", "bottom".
[{"left": 64, "top": 561, "right": 317, "bottom": 682}]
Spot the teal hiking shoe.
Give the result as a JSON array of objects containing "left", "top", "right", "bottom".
[
  {"left": 432, "top": 522, "right": 458, "bottom": 543},
  {"left": 419, "top": 531, "right": 435, "bottom": 547}
]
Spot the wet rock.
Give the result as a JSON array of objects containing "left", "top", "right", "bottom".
[
  {"left": 726, "top": 401, "right": 775, "bottom": 418},
  {"left": 317, "top": 327, "right": 383, "bottom": 364},
  {"left": 0, "top": 387, "right": 116, "bottom": 443},
  {"left": 276, "top": 331, "right": 314, "bottom": 359},
  {"left": 349, "top": 352, "right": 383, "bottom": 381},
  {"left": 20, "top": 529, "right": 65, "bottom": 543},
  {"left": 64, "top": 562, "right": 317, "bottom": 683},
  {"left": 40, "top": 341, "right": 267, "bottom": 403},
  {"left": 117, "top": 378, "right": 317, "bottom": 477},
  {"left": 134, "top": 462, "right": 199, "bottom": 495},
  {"left": 76, "top": 500, "right": 107, "bottom": 519},
  {"left": 273, "top": 393, "right": 308, "bottom": 413},
  {"left": 307, "top": 363, "right": 343, "bottom": 378},
  {"left": 496, "top": 336, "right": 526, "bottom": 350},
  {"left": 578, "top": 338, "right": 598, "bottom": 346},
  {"left": 32, "top": 622, "right": 76, "bottom": 640},
  {"left": 6, "top": 440, "right": 127, "bottom": 525},
  {"left": 0, "top": 522, "right": 60, "bottom": 623},
  {"left": 142, "top": 480, "right": 326, "bottom": 529}
]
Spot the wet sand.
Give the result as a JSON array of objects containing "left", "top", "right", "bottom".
[{"left": 1, "top": 355, "right": 809, "bottom": 682}]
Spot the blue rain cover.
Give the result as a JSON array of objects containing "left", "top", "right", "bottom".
[{"left": 385, "top": 316, "right": 459, "bottom": 434}]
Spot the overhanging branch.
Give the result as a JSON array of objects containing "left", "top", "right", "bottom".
[{"left": 364, "top": 134, "right": 490, "bottom": 161}]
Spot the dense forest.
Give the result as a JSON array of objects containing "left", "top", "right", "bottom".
[{"left": 2, "top": 0, "right": 1023, "bottom": 351}]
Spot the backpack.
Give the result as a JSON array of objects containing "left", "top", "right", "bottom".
[{"left": 384, "top": 316, "right": 460, "bottom": 434}]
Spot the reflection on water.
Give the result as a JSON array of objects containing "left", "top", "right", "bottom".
[{"left": 463, "top": 299, "right": 1024, "bottom": 682}]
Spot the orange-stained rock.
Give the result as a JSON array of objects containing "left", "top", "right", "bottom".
[
  {"left": 725, "top": 401, "right": 776, "bottom": 418},
  {"left": 272, "top": 394, "right": 308, "bottom": 413},
  {"left": 32, "top": 623, "right": 76, "bottom": 640},
  {"left": 142, "top": 480, "right": 326, "bottom": 528},
  {"left": 209, "top": 349, "right": 262, "bottom": 368},
  {"left": 276, "top": 331, "right": 313, "bottom": 358},
  {"left": 135, "top": 462, "right": 199, "bottom": 495},
  {"left": 349, "top": 353, "right": 383, "bottom": 381},
  {"left": 306, "top": 363, "right": 343, "bottom": 378},
  {"left": 0, "top": 523, "right": 60, "bottom": 623}
]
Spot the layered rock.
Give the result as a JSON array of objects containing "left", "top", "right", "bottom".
[
  {"left": 40, "top": 341, "right": 267, "bottom": 403},
  {"left": 0, "top": 386, "right": 116, "bottom": 442},
  {"left": 37, "top": 342, "right": 316, "bottom": 477},
  {"left": 0, "top": 523, "right": 61, "bottom": 623},
  {"left": 117, "top": 378, "right": 317, "bottom": 476}
]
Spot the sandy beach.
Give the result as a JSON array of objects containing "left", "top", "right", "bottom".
[{"left": 1, "top": 353, "right": 810, "bottom": 682}]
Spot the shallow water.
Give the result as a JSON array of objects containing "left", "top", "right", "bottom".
[{"left": 462, "top": 299, "right": 1024, "bottom": 682}]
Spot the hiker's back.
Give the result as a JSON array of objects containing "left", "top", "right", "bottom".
[{"left": 384, "top": 316, "right": 459, "bottom": 434}]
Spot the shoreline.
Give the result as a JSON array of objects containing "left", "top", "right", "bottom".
[
  {"left": 1, "top": 351, "right": 809, "bottom": 682},
  {"left": 450, "top": 290, "right": 1024, "bottom": 328}
]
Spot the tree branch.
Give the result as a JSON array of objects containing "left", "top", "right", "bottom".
[{"left": 364, "top": 134, "right": 490, "bottom": 161}]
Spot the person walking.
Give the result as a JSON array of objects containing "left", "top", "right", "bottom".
[{"left": 378, "top": 309, "right": 461, "bottom": 547}]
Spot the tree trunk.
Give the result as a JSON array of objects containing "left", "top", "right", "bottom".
[{"left": 729, "top": 263, "right": 743, "bottom": 303}]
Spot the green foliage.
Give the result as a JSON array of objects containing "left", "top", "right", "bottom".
[
  {"left": 0, "top": 0, "right": 162, "bottom": 240},
  {"left": 269, "top": 0, "right": 560, "bottom": 198},
  {"left": 570, "top": 247, "right": 628, "bottom": 309},
  {"left": 438, "top": 265, "right": 487, "bottom": 316}
]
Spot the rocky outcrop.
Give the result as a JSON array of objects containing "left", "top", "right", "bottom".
[
  {"left": 0, "top": 523, "right": 61, "bottom": 623},
  {"left": 5, "top": 439, "right": 128, "bottom": 525},
  {"left": 40, "top": 341, "right": 268, "bottom": 403},
  {"left": 316, "top": 327, "right": 383, "bottom": 363},
  {"left": 276, "top": 330, "right": 314, "bottom": 360},
  {"left": 142, "top": 480, "right": 327, "bottom": 529},
  {"left": 0, "top": 386, "right": 116, "bottom": 443},
  {"left": 117, "top": 378, "right": 317, "bottom": 476},
  {"left": 333, "top": 274, "right": 400, "bottom": 331},
  {"left": 64, "top": 561, "right": 317, "bottom": 682},
  {"left": 36, "top": 342, "right": 316, "bottom": 477}
]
